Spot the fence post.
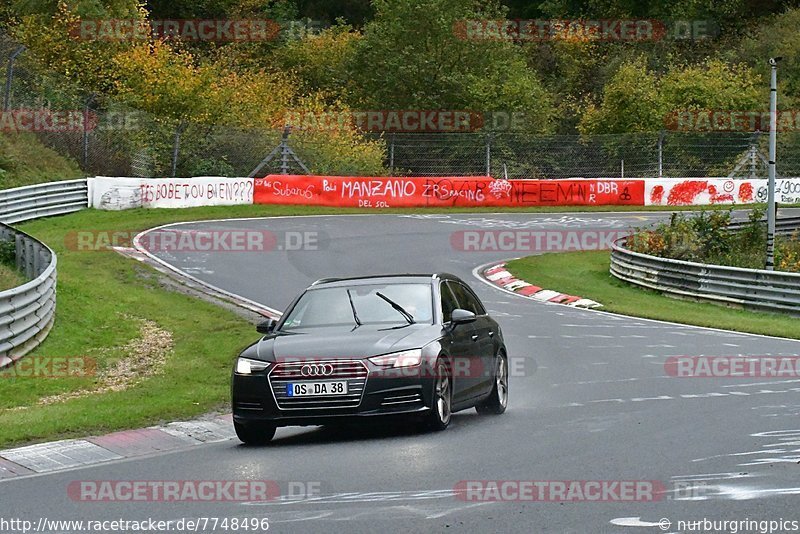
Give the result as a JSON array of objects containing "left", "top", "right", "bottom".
[
  {"left": 389, "top": 133, "right": 395, "bottom": 175},
  {"left": 3, "top": 45, "right": 25, "bottom": 111},
  {"left": 750, "top": 131, "right": 761, "bottom": 179},
  {"left": 657, "top": 130, "right": 664, "bottom": 178},
  {"left": 485, "top": 134, "right": 492, "bottom": 176},
  {"left": 171, "top": 120, "right": 187, "bottom": 178},
  {"left": 280, "top": 126, "right": 291, "bottom": 174}
]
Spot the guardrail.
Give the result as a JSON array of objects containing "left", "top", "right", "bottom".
[
  {"left": 727, "top": 215, "right": 800, "bottom": 234},
  {"left": 0, "top": 179, "right": 88, "bottom": 367},
  {"left": 610, "top": 217, "right": 800, "bottom": 315},
  {"left": 0, "top": 179, "right": 88, "bottom": 224},
  {"left": 0, "top": 224, "right": 57, "bottom": 367}
]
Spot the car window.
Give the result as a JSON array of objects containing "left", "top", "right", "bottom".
[
  {"left": 281, "top": 283, "right": 433, "bottom": 329},
  {"left": 446, "top": 281, "right": 486, "bottom": 315},
  {"left": 440, "top": 282, "right": 459, "bottom": 323}
]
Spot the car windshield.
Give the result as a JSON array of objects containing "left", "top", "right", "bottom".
[{"left": 280, "top": 283, "right": 433, "bottom": 329}]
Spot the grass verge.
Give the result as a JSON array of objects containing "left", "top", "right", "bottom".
[
  {"left": 0, "top": 133, "right": 83, "bottom": 189},
  {"left": 505, "top": 251, "right": 799, "bottom": 340}
]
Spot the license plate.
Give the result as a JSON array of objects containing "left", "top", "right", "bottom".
[{"left": 286, "top": 381, "right": 348, "bottom": 397}]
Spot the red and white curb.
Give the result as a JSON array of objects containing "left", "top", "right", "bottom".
[
  {"left": 0, "top": 414, "right": 236, "bottom": 479},
  {"left": 481, "top": 263, "right": 602, "bottom": 309}
]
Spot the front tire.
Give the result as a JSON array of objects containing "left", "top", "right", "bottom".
[
  {"left": 425, "top": 359, "right": 452, "bottom": 431},
  {"left": 234, "top": 420, "right": 277, "bottom": 445},
  {"left": 476, "top": 353, "right": 508, "bottom": 415}
]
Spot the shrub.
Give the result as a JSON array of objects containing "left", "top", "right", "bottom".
[{"left": 625, "top": 208, "right": 800, "bottom": 273}]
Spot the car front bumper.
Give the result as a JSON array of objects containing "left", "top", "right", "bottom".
[{"left": 232, "top": 363, "right": 436, "bottom": 427}]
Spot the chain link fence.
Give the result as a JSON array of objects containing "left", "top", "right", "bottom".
[
  {"left": 380, "top": 130, "right": 793, "bottom": 178},
  {"left": 3, "top": 33, "right": 800, "bottom": 180}
]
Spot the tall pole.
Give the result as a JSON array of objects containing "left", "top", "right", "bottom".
[{"left": 766, "top": 57, "right": 781, "bottom": 270}]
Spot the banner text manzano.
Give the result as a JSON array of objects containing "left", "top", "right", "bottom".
[{"left": 254, "top": 175, "right": 645, "bottom": 208}]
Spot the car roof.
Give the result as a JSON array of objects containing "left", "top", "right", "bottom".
[{"left": 309, "top": 273, "right": 462, "bottom": 289}]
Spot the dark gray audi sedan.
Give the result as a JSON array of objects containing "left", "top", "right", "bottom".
[{"left": 231, "top": 273, "right": 508, "bottom": 444}]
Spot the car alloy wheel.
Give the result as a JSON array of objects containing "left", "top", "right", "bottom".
[
  {"left": 476, "top": 353, "right": 508, "bottom": 415},
  {"left": 427, "top": 360, "right": 452, "bottom": 430}
]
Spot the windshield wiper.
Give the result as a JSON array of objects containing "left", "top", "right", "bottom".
[
  {"left": 376, "top": 292, "right": 415, "bottom": 324},
  {"left": 346, "top": 289, "right": 362, "bottom": 326}
]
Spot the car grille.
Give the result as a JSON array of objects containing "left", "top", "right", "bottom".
[{"left": 269, "top": 360, "right": 368, "bottom": 410}]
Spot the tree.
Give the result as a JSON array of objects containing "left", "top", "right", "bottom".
[
  {"left": 735, "top": 7, "right": 800, "bottom": 108},
  {"left": 579, "top": 58, "right": 762, "bottom": 134},
  {"left": 347, "top": 0, "right": 555, "bottom": 133},
  {"left": 271, "top": 23, "right": 361, "bottom": 102}
]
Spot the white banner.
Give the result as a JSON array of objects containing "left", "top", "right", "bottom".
[
  {"left": 89, "top": 177, "right": 254, "bottom": 210},
  {"left": 761, "top": 178, "right": 800, "bottom": 205},
  {"left": 644, "top": 178, "right": 764, "bottom": 206}
]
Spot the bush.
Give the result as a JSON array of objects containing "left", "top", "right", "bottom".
[
  {"left": 625, "top": 208, "right": 800, "bottom": 272},
  {"left": 0, "top": 240, "right": 15, "bottom": 266}
]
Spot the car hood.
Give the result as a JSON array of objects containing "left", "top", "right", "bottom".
[{"left": 250, "top": 324, "right": 441, "bottom": 361}]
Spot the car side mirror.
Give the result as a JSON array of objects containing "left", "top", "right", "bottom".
[
  {"left": 450, "top": 308, "right": 476, "bottom": 326},
  {"left": 256, "top": 318, "right": 277, "bottom": 334}
]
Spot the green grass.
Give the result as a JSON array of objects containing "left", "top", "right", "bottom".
[
  {"left": 0, "top": 133, "right": 83, "bottom": 189},
  {"left": 505, "top": 251, "right": 799, "bottom": 339},
  {"left": 0, "top": 262, "right": 25, "bottom": 291}
]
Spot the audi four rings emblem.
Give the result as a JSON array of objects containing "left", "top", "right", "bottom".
[{"left": 301, "top": 364, "right": 335, "bottom": 377}]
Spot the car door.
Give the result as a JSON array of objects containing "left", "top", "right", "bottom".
[
  {"left": 448, "top": 281, "right": 495, "bottom": 397},
  {"left": 440, "top": 281, "right": 481, "bottom": 404}
]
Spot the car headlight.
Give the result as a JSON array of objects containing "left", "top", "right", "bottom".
[
  {"left": 235, "top": 357, "right": 270, "bottom": 374},
  {"left": 369, "top": 349, "right": 422, "bottom": 368}
]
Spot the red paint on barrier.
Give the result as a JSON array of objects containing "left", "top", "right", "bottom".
[
  {"left": 254, "top": 175, "right": 645, "bottom": 208},
  {"left": 666, "top": 180, "right": 707, "bottom": 205},
  {"left": 650, "top": 185, "right": 664, "bottom": 205},
  {"left": 738, "top": 182, "right": 753, "bottom": 203},
  {"left": 707, "top": 185, "right": 733, "bottom": 204}
]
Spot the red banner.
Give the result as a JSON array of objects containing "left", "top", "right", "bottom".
[{"left": 254, "top": 175, "right": 645, "bottom": 208}]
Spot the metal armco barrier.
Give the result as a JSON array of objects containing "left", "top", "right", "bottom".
[
  {"left": 0, "top": 224, "right": 56, "bottom": 367},
  {"left": 0, "top": 179, "right": 88, "bottom": 367},
  {"left": 610, "top": 217, "right": 800, "bottom": 315},
  {"left": 0, "top": 179, "right": 88, "bottom": 224}
]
